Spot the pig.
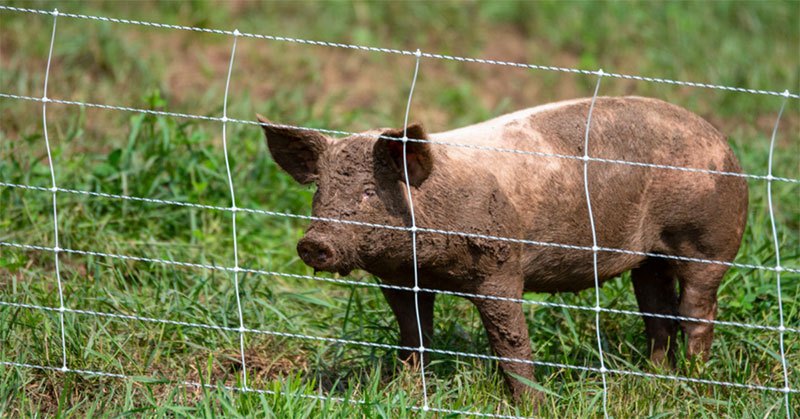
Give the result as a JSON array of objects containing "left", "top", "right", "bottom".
[{"left": 257, "top": 96, "right": 748, "bottom": 402}]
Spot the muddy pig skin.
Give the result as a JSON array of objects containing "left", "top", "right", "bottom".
[{"left": 257, "top": 96, "right": 748, "bottom": 403}]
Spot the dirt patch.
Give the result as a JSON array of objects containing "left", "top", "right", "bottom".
[
  {"left": 704, "top": 112, "right": 799, "bottom": 148},
  {"left": 159, "top": 35, "right": 236, "bottom": 105},
  {"left": 3, "top": 13, "right": 796, "bottom": 151},
  {"left": 481, "top": 27, "right": 584, "bottom": 104},
  {"left": 152, "top": 29, "right": 414, "bottom": 126},
  {"left": 142, "top": 24, "right": 723, "bottom": 130},
  {"left": 0, "top": 34, "right": 49, "bottom": 79}
]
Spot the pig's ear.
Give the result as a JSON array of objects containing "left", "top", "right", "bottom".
[
  {"left": 374, "top": 123, "right": 432, "bottom": 187},
  {"left": 257, "top": 114, "right": 330, "bottom": 185}
]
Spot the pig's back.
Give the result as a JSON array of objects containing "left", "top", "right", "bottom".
[
  {"left": 430, "top": 96, "right": 731, "bottom": 175},
  {"left": 430, "top": 97, "right": 746, "bottom": 292}
]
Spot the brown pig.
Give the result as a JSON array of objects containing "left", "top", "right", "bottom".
[{"left": 257, "top": 96, "right": 748, "bottom": 402}]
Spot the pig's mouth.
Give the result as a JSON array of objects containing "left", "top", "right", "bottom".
[{"left": 312, "top": 265, "right": 354, "bottom": 277}]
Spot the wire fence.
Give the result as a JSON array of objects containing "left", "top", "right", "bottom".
[{"left": 0, "top": 5, "right": 797, "bottom": 418}]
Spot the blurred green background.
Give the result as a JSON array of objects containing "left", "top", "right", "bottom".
[{"left": 1, "top": 1, "right": 798, "bottom": 417}]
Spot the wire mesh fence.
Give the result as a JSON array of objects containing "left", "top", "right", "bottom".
[{"left": 0, "top": 5, "right": 797, "bottom": 417}]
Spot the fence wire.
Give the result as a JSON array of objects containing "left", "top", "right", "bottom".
[
  {"left": 582, "top": 71, "right": 608, "bottom": 418},
  {"left": 766, "top": 95, "right": 794, "bottom": 415},
  {"left": 37, "top": 8, "right": 68, "bottom": 374},
  {"left": 1, "top": 301, "right": 796, "bottom": 395},
  {"left": 400, "top": 48, "right": 429, "bottom": 410},
  {"left": 0, "top": 361, "right": 537, "bottom": 419},
  {"left": 0, "top": 4, "right": 797, "bottom": 418},
  {"left": 1, "top": 181, "right": 796, "bottom": 276},
  {"left": 0, "top": 4, "right": 797, "bottom": 99},
  {"left": 1, "top": 92, "right": 798, "bottom": 186},
  {"left": 1, "top": 240, "right": 797, "bottom": 335}
]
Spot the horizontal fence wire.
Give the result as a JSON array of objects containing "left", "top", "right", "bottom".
[
  {"left": 1, "top": 4, "right": 797, "bottom": 416},
  {"left": 1, "top": 301, "right": 796, "bottom": 395},
  {"left": 1, "top": 181, "right": 797, "bottom": 276},
  {"left": 1, "top": 240, "right": 797, "bottom": 334},
  {"left": 0, "top": 361, "right": 536, "bottom": 419},
  {"left": 0, "top": 4, "right": 798, "bottom": 99},
  {"left": 1, "top": 92, "right": 799, "bottom": 185}
]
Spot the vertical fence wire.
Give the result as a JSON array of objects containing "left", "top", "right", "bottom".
[
  {"left": 39, "top": 8, "right": 69, "bottom": 372},
  {"left": 766, "top": 90, "right": 791, "bottom": 418},
  {"left": 401, "top": 48, "right": 429, "bottom": 410},
  {"left": 1, "top": 5, "right": 798, "bottom": 415},
  {"left": 221, "top": 30, "right": 248, "bottom": 389},
  {"left": 583, "top": 70, "right": 608, "bottom": 418}
]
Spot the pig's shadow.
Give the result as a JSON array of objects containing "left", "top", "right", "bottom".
[{"left": 291, "top": 316, "right": 623, "bottom": 399}]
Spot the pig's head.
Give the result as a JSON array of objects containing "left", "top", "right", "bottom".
[{"left": 257, "top": 115, "right": 433, "bottom": 276}]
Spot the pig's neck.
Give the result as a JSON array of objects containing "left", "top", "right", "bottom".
[{"left": 359, "top": 166, "right": 523, "bottom": 291}]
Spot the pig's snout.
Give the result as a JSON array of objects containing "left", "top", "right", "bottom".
[{"left": 297, "top": 236, "right": 336, "bottom": 270}]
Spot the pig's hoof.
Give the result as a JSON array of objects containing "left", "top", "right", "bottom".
[
  {"left": 649, "top": 347, "right": 677, "bottom": 371},
  {"left": 397, "top": 350, "right": 427, "bottom": 370},
  {"left": 386, "top": 349, "right": 427, "bottom": 376}
]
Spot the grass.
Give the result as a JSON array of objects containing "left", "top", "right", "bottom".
[{"left": 1, "top": 0, "right": 798, "bottom": 417}]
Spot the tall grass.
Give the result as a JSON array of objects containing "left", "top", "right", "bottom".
[{"left": 1, "top": 1, "right": 798, "bottom": 416}]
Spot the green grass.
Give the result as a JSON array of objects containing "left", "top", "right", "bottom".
[{"left": 1, "top": 0, "right": 798, "bottom": 417}]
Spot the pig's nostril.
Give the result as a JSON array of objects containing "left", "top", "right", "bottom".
[{"left": 297, "top": 238, "right": 335, "bottom": 269}]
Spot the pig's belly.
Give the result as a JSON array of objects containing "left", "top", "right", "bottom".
[
  {"left": 520, "top": 249, "right": 646, "bottom": 294},
  {"left": 523, "top": 274, "right": 603, "bottom": 294}
]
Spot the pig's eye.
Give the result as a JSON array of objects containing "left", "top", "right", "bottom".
[{"left": 362, "top": 188, "right": 377, "bottom": 200}]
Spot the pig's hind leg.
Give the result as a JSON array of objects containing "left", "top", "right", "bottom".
[
  {"left": 673, "top": 261, "right": 728, "bottom": 361},
  {"left": 631, "top": 258, "right": 680, "bottom": 366}
]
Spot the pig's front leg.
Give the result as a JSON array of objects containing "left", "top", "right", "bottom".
[
  {"left": 472, "top": 278, "right": 543, "bottom": 404},
  {"left": 380, "top": 287, "right": 436, "bottom": 367}
]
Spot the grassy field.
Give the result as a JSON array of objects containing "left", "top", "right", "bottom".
[{"left": 1, "top": 0, "right": 798, "bottom": 417}]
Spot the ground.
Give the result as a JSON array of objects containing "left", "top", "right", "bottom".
[{"left": 0, "top": 1, "right": 798, "bottom": 417}]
